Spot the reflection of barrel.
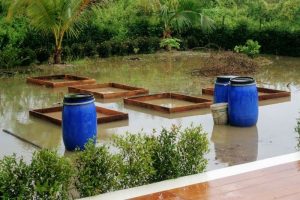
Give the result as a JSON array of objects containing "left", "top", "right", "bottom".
[
  {"left": 211, "top": 125, "right": 258, "bottom": 166},
  {"left": 62, "top": 94, "right": 97, "bottom": 151},
  {"left": 228, "top": 77, "right": 258, "bottom": 127}
]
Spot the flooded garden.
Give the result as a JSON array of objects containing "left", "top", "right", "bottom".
[{"left": 1, "top": 51, "right": 300, "bottom": 171}]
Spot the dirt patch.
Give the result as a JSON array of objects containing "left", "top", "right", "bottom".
[{"left": 191, "top": 51, "right": 259, "bottom": 77}]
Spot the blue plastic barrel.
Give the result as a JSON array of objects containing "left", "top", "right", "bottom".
[
  {"left": 228, "top": 77, "right": 258, "bottom": 127},
  {"left": 214, "top": 75, "right": 236, "bottom": 103},
  {"left": 62, "top": 93, "right": 97, "bottom": 151}
]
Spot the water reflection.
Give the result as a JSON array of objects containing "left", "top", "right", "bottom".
[
  {"left": 0, "top": 53, "right": 300, "bottom": 170},
  {"left": 211, "top": 125, "right": 258, "bottom": 166}
]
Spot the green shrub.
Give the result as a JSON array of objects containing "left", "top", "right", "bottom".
[
  {"left": 30, "top": 150, "right": 73, "bottom": 199},
  {"left": 234, "top": 39, "right": 261, "bottom": 57},
  {"left": 71, "top": 43, "right": 84, "bottom": 58},
  {"left": 97, "top": 41, "right": 112, "bottom": 58},
  {"left": 83, "top": 41, "right": 97, "bottom": 57},
  {"left": 0, "top": 150, "right": 73, "bottom": 199},
  {"left": 151, "top": 127, "right": 181, "bottom": 181},
  {"left": 112, "top": 133, "right": 156, "bottom": 189},
  {"left": 134, "top": 37, "right": 160, "bottom": 53},
  {"left": 19, "top": 48, "right": 36, "bottom": 66},
  {"left": 0, "top": 45, "right": 21, "bottom": 68},
  {"left": 160, "top": 38, "right": 181, "bottom": 51},
  {"left": 152, "top": 125, "right": 209, "bottom": 181},
  {"left": 177, "top": 125, "right": 209, "bottom": 175},
  {"left": 35, "top": 47, "right": 51, "bottom": 63},
  {"left": 0, "top": 155, "right": 31, "bottom": 199},
  {"left": 75, "top": 142, "right": 118, "bottom": 197},
  {"left": 61, "top": 46, "right": 72, "bottom": 61}
]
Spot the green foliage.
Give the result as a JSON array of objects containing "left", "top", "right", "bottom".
[
  {"left": 112, "top": 133, "right": 157, "bottom": 189},
  {"left": 0, "top": 150, "right": 73, "bottom": 199},
  {"left": 234, "top": 39, "right": 261, "bottom": 57},
  {"left": 160, "top": 38, "right": 181, "bottom": 50},
  {"left": 30, "top": 150, "right": 73, "bottom": 199},
  {"left": 152, "top": 125, "right": 209, "bottom": 181},
  {"left": 0, "top": 0, "right": 299, "bottom": 66},
  {"left": 295, "top": 118, "right": 300, "bottom": 150},
  {"left": 177, "top": 125, "right": 209, "bottom": 175},
  {"left": 75, "top": 141, "right": 118, "bottom": 197},
  {"left": 0, "top": 155, "right": 31, "bottom": 199}
]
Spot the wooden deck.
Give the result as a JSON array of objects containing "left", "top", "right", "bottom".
[
  {"left": 131, "top": 161, "right": 300, "bottom": 200},
  {"left": 83, "top": 153, "right": 300, "bottom": 200}
]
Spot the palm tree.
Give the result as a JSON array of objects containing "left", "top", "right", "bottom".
[
  {"left": 8, "top": 0, "right": 91, "bottom": 64},
  {"left": 138, "top": 0, "right": 215, "bottom": 38}
]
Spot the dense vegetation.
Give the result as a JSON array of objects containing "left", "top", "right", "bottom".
[
  {"left": 0, "top": 125, "right": 209, "bottom": 199},
  {"left": 0, "top": 0, "right": 299, "bottom": 67}
]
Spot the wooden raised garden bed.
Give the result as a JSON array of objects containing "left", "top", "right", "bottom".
[
  {"left": 29, "top": 106, "right": 128, "bottom": 126},
  {"left": 27, "top": 74, "right": 96, "bottom": 88},
  {"left": 68, "top": 83, "right": 149, "bottom": 99},
  {"left": 202, "top": 87, "right": 291, "bottom": 101},
  {"left": 124, "top": 93, "right": 212, "bottom": 113}
]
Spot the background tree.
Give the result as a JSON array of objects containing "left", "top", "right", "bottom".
[{"left": 8, "top": 0, "right": 92, "bottom": 64}]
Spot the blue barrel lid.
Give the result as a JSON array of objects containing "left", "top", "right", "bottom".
[
  {"left": 216, "top": 75, "right": 237, "bottom": 83},
  {"left": 230, "top": 77, "right": 255, "bottom": 85},
  {"left": 64, "top": 93, "right": 94, "bottom": 104}
]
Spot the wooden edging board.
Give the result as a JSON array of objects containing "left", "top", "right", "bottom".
[
  {"left": 124, "top": 93, "right": 212, "bottom": 113},
  {"left": 202, "top": 87, "right": 291, "bottom": 101},
  {"left": 29, "top": 106, "right": 128, "bottom": 126},
  {"left": 68, "top": 83, "right": 149, "bottom": 99},
  {"left": 26, "top": 74, "right": 96, "bottom": 88}
]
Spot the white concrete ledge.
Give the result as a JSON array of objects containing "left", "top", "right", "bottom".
[{"left": 81, "top": 152, "right": 300, "bottom": 200}]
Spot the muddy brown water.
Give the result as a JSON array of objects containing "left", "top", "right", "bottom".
[{"left": 0, "top": 52, "right": 300, "bottom": 170}]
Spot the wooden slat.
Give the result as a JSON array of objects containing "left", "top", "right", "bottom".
[
  {"left": 131, "top": 161, "right": 300, "bottom": 200},
  {"left": 68, "top": 83, "right": 149, "bottom": 99},
  {"left": 26, "top": 74, "right": 96, "bottom": 88},
  {"left": 124, "top": 93, "right": 212, "bottom": 114},
  {"left": 29, "top": 106, "right": 128, "bottom": 126},
  {"left": 202, "top": 87, "right": 291, "bottom": 101}
]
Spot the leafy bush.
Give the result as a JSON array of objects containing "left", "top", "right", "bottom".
[
  {"left": 160, "top": 38, "right": 181, "bottom": 51},
  {"left": 83, "top": 41, "right": 97, "bottom": 57},
  {"left": 0, "top": 150, "right": 73, "bottom": 199},
  {"left": 0, "top": 155, "right": 31, "bottom": 199},
  {"left": 74, "top": 124, "right": 209, "bottom": 197},
  {"left": 30, "top": 150, "right": 73, "bottom": 199},
  {"left": 35, "top": 47, "right": 51, "bottom": 63},
  {"left": 19, "top": 48, "right": 36, "bottom": 66},
  {"left": 234, "top": 39, "right": 261, "bottom": 57},
  {"left": 71, "top": 43, "right": 84, "bottom": 58},
  {"left": 112, "top": 133, "right": 156, "bottom": 189},
  {"left": 75, "top": 141, "right": 118, "bottom": 197},
  {"left": 152, "top": 125, "right": 209, "bottom": 181},
  {"left": 97, "top": 41, "right": 112, "bottom": 58}
]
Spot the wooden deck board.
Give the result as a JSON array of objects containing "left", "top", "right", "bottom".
[{"left": 130, "top": 161, "right": 300, "bottom": 200}]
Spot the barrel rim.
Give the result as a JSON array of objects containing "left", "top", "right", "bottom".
[
  {"left": 230, "top": 76, "right": 255, "bottom": 85},
  {"left": 216, "top": 75, "right": 237, "bottom": 84},
  {"left": 63, "top": 93, "right": 95, "bottom": 104}
]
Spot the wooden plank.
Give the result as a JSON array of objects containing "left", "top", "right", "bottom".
[
  {"left": 130, "top": 161, "right": 300, "bottom": 200},
  {"left": 29, "top": 106, "right": 128, "bottom": 126},
  {"left": 202, "top": 87, "right": 291, "bottom": 101},
  {"left": 68, "top": 83, "right": 149, "bottom": 99},
  {"left": 26, "top": 74, "right": 96, "bottom": 88},
  {"left": 124, "top": 93, "right": 212, "bottom": 114}
]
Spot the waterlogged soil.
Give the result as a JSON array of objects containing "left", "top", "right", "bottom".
[
  {"left": 1, "top": 51, "right": 300, "bottom": 171},
  {"left": 144, "top": 98, "right": 197, "bottom": 108}
]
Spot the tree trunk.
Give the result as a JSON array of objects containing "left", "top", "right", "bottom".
[
  {"left": 54, "top": 46, "right": 62, "bottom": 64},
  {"left": 163, "top": 27, "right": 172, "bottom": 38}
]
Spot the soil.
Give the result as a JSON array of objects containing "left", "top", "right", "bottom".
[{"left": 191, "top": 51, "right": 259, "bottom": 77}]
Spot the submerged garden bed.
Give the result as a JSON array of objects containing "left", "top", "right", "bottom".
[{"left": 29, "top": 106, "right": 128, "bottom": 125}]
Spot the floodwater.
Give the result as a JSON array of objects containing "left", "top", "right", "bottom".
[{"left": 0, "top": 51, "right": 300, "bottom": 171}]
